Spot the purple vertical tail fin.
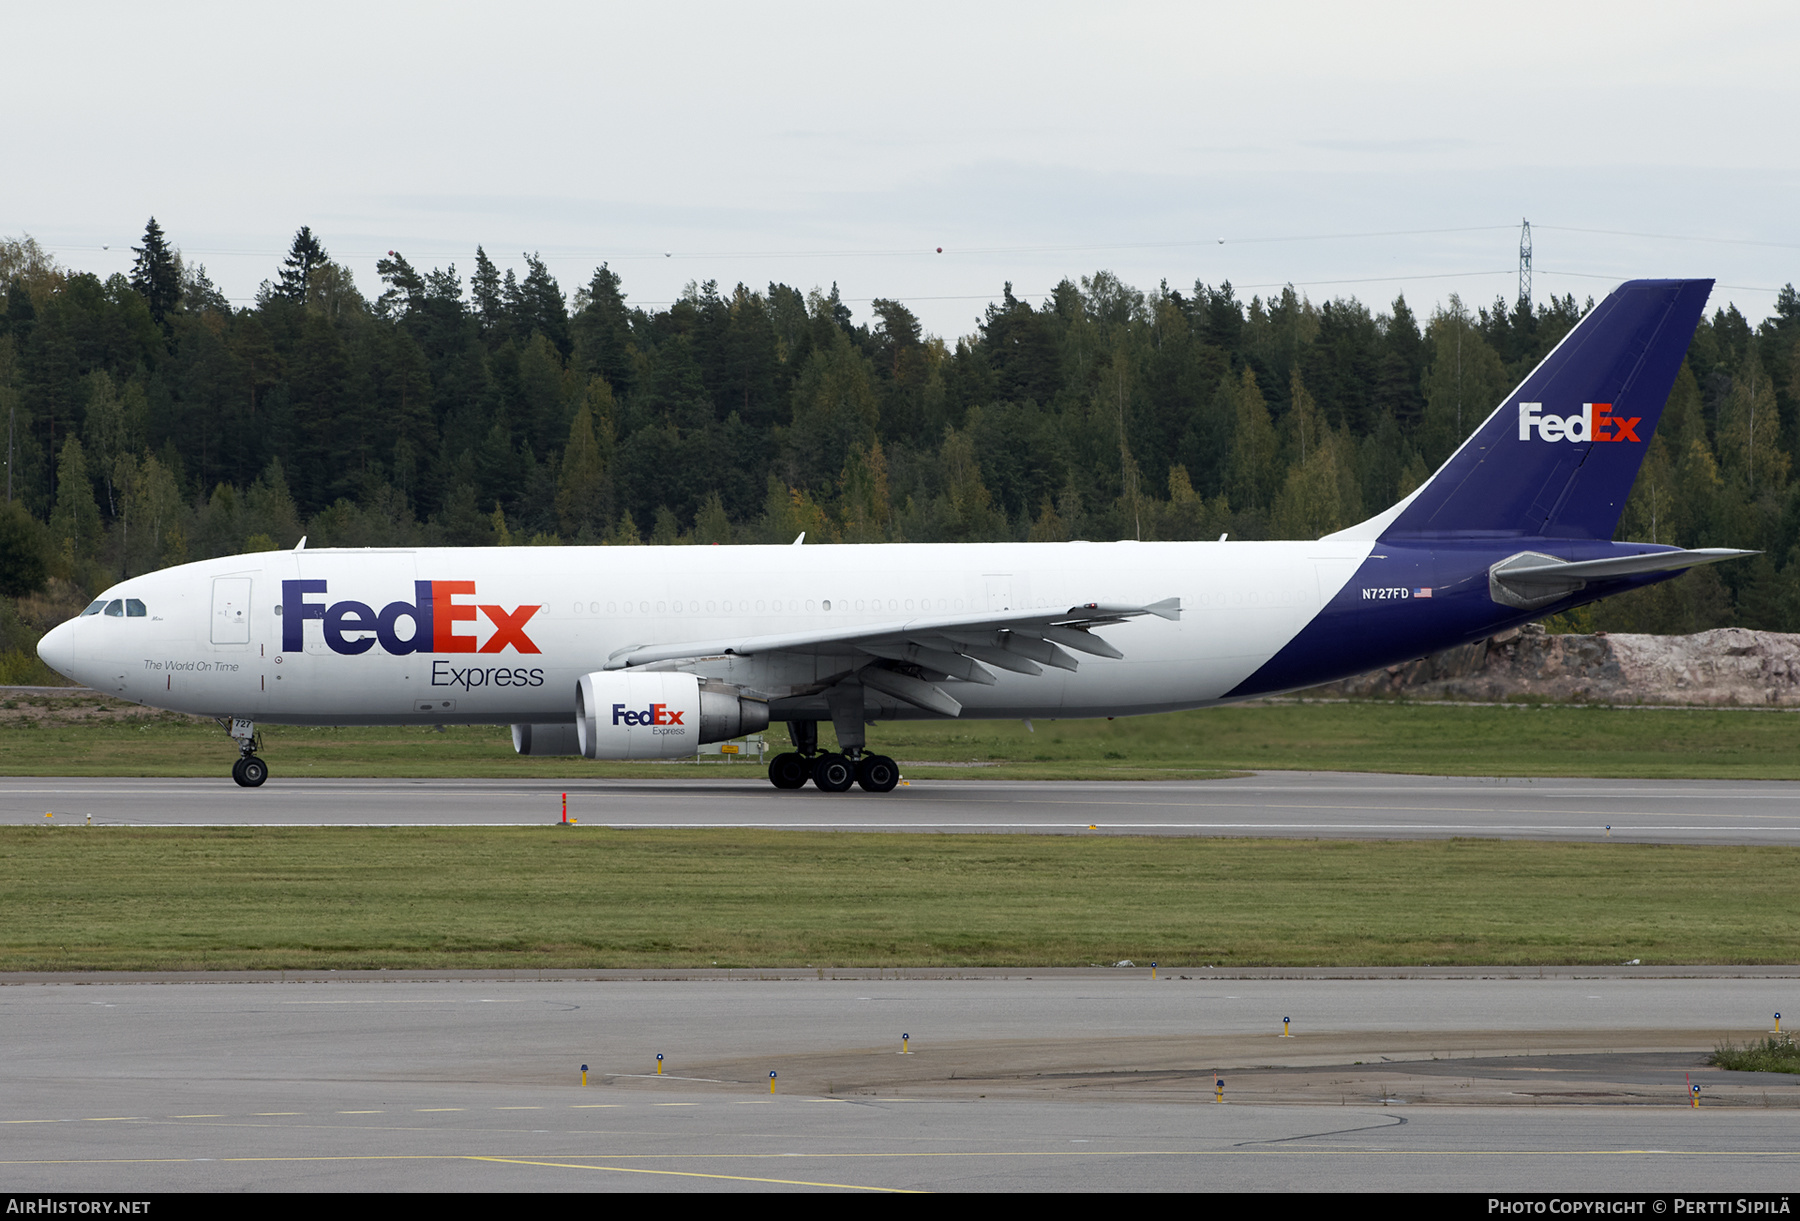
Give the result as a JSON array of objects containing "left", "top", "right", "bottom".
[{"left": 1332, "top": 279, "right": 1712, "bottom": 543}]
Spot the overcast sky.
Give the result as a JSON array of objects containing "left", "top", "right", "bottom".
[{"left": 9, "top": 1, "right": 1796, "bottom": 336}]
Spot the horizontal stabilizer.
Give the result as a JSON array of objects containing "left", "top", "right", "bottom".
[
  {"left": 1489, "top": 547, "right": 1756, "bottom": 610},
  {"left": 1498, "top": 548, "right": 1756, "bottom": 583}
]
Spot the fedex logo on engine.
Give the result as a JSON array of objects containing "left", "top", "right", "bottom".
[
  {"left": 1518, "top": 402, "right": 1642, "bottom": 444},
  {"left": 613, "top": 703, "right": 686, "bottom": 730},
  {"left": 282, "top": 580, "right": 541, "bottom": 656}
]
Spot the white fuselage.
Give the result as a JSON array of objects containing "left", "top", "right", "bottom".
[{"left": 39, "top": 540, "right": 1375, "bottom": 725}]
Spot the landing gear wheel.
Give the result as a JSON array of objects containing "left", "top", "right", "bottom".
[
  {"left": 234, "top": 755, "right": 268, "bottom": 788},
  {"left": 857, "top": 754, "right": 899, "bottom": 793},
  {"left": 812, "top": 752, "right": 855, "bottom": 793},
  {"left": 768, "top": 752, "right": 810, "bottom": 789}
]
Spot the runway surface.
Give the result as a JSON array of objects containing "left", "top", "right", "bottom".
[
  {"left": 7, "top": 772, "right": 1800, "bottom": 844},
  {"left": 2, "top": 973, "right": 1796, "bottom": 1193}
]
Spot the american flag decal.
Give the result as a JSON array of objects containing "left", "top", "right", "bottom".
[{"left": 1413, "top": 587, "right": 1433, "bottom": 598}]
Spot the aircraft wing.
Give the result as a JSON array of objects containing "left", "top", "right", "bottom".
[{"left": 604, "top": 597, "right": 1181, "bottom": 716}]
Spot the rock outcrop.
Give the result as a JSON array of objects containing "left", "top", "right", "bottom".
[{"left": 1307, "top": 625, "right": 1800, "bottom": 706}]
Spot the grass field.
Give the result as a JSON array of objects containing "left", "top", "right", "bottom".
[
  {"left": 1, "top": 827, "right": 1793, "bottom": 971},
  {"left": 7, "top": 694, "right": 1800, "bottom": 779},
  {"left": 1709, "top": 1037, "right": 1800, "bottom": 1074},
  {"left": 8, "top": 695, "right": 1796, "bottom": 973}
]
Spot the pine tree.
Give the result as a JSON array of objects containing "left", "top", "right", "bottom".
[
  {"left": 49, "top": 437, "right": 101, "bottom": 571},
  {"left": 129, "top": 217, "right": 181, "bottom": 323},
  {"left": 556, "top": 382, "right": 611, "bottom": 536},
  {"left": 1227, "top": 368, "right": 1278, "bottom": 513},
  {"left": 276, "top": 226, "right": 330, "bottom": 302},
  {"left": 471, "top": 247, "right": 505, "bottom": 340}
]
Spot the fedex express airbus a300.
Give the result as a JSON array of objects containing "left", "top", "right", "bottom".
[{"left": 37, "top": 279, "right": 1751, "bottom": 791}]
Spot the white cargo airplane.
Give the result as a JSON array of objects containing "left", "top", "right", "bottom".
[{"left": 38, "top": 280, "right": 1750, "bottom": 790}]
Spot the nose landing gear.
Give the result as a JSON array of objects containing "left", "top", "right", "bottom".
[{"left": 220, "top": 716, "right": 269, "bottom": 788}]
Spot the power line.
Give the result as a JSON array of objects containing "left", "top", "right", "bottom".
[
  {"left": 619, "top": 269, "right": 1516, "bottom": 309},
  {"left": 1535, "top": 268, "right": 1789, "bottom": 294},
  {"left": 1535, "top": 225, "right": 1800, "bottom": 252},
  {"left": 41, "top": 223, "right": 1525, "bottom": 265}
]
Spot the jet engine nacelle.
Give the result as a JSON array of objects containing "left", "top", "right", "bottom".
[
  {"left": 574, "top": 671, "right": 769, "bottom": 760},
  {"left": 511, "top": 722, "right": 581, "bottom": 756}
]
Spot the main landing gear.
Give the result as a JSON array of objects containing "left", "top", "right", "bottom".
[
  {"left": 220, "top": 716, "right": 269, "bottom": 788},
  {"left": 766, "top": 718, "right": 900, "bottom": 794}
]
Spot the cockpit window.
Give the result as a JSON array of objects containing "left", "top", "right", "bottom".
[
  {"left": 80, "top": 600, "right": 107, "bottom": 617},
  {"left": 126, "top": 599, "right": 146, "bottom": 617},
  {"left": 103, "top": 599, "right": 125, "bottom": 617}
]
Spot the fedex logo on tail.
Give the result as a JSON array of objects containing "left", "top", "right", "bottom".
[
  {"left": 1518, "top": 402, "right": 1642, "bottom": 444},
  {"left": 282, "top": 580, "right": 541, "bottom": 656}
]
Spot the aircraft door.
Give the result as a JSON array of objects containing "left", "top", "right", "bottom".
[
  {"left": 984, "top": 574, "right": 1013, "bottom": 612},
  {"left": 211, "top": 577, "right": 252, "bottom": 644}
]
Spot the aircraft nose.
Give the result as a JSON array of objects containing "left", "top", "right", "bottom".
[{"left": 37, "top": 619, "right": 77, "bottom": 681}]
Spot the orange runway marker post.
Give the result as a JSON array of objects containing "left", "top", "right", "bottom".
[{"left": 769, "top": 1071, "right": 777, "bottom": 1094}]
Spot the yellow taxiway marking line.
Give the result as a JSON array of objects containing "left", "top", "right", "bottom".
[
  {"left": 170, "top": 1115, "right": 224, "bottom": 1119},
  {"left": 4, "top": 1149, "right": 1800, "bottom": 1172},
  {"left": 279, "top": 998, "right": 526, "bottom": 1004},
  {"left": 465, "top": 1155, "right": 916, "bottom": 1192},
  {"left": 82, "top": 1117, "right": 145, "bottom": 1122}
]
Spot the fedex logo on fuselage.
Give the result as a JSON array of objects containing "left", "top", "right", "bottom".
[
  {"left": 612, "top": 703, "right": 685, "bottom": 729},
  {"left": 1518, "top": 402, "right": 1641, "bottom": 444},
  {"left": 282, "top": 580, "right": 542, "bottom": 656}
]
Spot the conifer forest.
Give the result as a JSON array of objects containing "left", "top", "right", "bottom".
[{"left": 1, "top": 221, "right": 1797, "bottom": 665}]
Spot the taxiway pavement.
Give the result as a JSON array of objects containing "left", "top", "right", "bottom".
[
  {"left": 2, "top": 973, "right": 1797, "bottom": 1193},
  {"left": 6, "top": 772, "right": 1800, "bottom": 844}
]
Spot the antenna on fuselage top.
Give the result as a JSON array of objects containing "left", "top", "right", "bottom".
[
  {"left": 294, "top": 536, "right": 307, "bottom": 552},
  {"left": 792, "top": 532, "right": 805, "bottom": 546}
]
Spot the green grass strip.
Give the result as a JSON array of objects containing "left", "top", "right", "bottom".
[
  {"left": 9, "top": 700, "right": 1800, "bottom": 778},
  {"left": 3, "top": 827, "right": 1795, "bottom": 970},
  {"left": 1708, "top": 1037, "right": 1800, "bottom": 1074}
]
